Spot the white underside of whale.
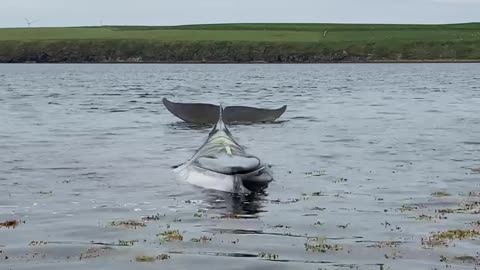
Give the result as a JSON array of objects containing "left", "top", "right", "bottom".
[{"left": 174, "top": 163, "right": 249, "bottom": 193}]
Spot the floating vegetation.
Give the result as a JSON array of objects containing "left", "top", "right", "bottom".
[
  {"left": 194, "top": 209, "right": 207, "bottom": 218},
  {"left": 110, "top": 220, "right": 146, "bottom": 228},
  {"left": 79, "top": 246, "right": 112, "bottom": 260},
  {"left": 34, "top": 191, "right": 54, "bottom": 195},
  {"left": 337, "top": 223, "right": 350, "bottom": 229},
  {"left": 470, "top": 221, "right": 480, "bottom": 226},
  {"left": 190, "top": 235, "right": 212, "bottom": 243},
  {"left": 367, "top": 241, "right": 402, "bottom": 248},
  {"left": 436, "top": 208, "right": 455, "bottom": 214},
  {"left": 269, "top": 224, "right": 291, "bottom": 229},
  {"left": 118, "top": 240, "right": 137, "bottom": 246},
  {"left": 411, "top": 214, "right": 447, "bottom": 221},
  {"left": 431, "top": 191, "right": 451, "bottom": 197},
  {"left": 304, "top": 237, "right": 342, "bottom": 253},
  {"left": 305, "top": 170, "right": 326, "bottom": 176},
  {"left": 302, "top": 192, "right": 325, "bottom": 197},
  {"left": 422, "top": 229, "right": 480, "bottom": 248},
  {"left": 435, "top": 201, "right": 480, "bottom": 214},
  {"left": 453, "top": 254, "right": 480, "bottom": 265},
  {"left": 439, "top": 254, "right": 480, "bottom": 265},
  {"left": 157, "top": 230, "right": 183, "bottom": 241},
  {"left": 333, "top": 177, "right": 348, "bottom": 183},
  {"left": 384, "top": 251, "right": 403, "bottom": 260},
  {"left": 470, "top": 168, "right": 480, "bottom": 173},
  {"left": 0, "top": 220, "right": 22, "bottom": 229},
  {"left": 29, "top": 240, "right": 48, "bottom": 246},
  {"left": 463, "top": 201, "right": 480, "bottom": 211},
  {"left": 414, "top": 214, "right": 434, "bottom": 221},
  {"left": 257, "top": 252, "right": 278, "bottom": 260},
  {"left": 399, "top": 205, "right": 419, "bottom": 212},
  {"left": 141, "top": 214, "right": 164, "bottom": 221},
  {"left": 135, "top": 254, "right": 170, "bottom": 262}
]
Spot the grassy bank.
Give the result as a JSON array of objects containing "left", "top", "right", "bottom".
[{"left": 0, "top": 23, "right": 479, "bottom": 63}]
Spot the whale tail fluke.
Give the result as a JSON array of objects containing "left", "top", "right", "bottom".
[{"left": 162, "top": 98, "right": 287, "bottom": 124}]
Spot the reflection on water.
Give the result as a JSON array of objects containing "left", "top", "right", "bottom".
[{"left": 202, "top": 189, "right": 267, "bottom": 216}]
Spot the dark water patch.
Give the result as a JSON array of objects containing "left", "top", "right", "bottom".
[
  {"left": 321, "top": 138, "right": 356, "bottom": 143},
  {"left": 92, "top": 93, "right": 122, "bottom": 96},
  {"left": 463, "top": 141, "right": 480, "bottom": 145},
  {"left": 170, "top": 250, "right": 258, "bottom": 258},
  {"left": 109, "top": 109, "right": 129, "bottom": 113}
]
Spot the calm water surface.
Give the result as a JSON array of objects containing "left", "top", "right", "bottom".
[{"left": 1, "top": 64, "right": 480, "bottom": 269}]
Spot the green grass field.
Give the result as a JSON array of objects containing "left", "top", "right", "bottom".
[{"left": 1, "top": 23, "right": 479, "bottom": 62}]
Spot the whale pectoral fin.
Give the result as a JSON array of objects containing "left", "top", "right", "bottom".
[{"left": 163, "top": 98, "right": 287, "bottom": 124}]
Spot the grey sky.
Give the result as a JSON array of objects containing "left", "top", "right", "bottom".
[{"left": 1, "top": 0, "right": 479, "bottom": 28}]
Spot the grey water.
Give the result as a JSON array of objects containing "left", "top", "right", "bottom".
[{"left": 1, "top": 64, "right": 480, "bottom": 270}]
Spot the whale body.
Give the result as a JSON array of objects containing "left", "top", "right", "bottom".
[{"left": 173, "top": 106, "right": 273, "bottom": 193}]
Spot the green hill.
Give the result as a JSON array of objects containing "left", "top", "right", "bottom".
[{"left": 0, "top": 23, "right": 479, "bottom": 63}]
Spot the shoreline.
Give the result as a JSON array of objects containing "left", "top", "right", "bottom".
[
  {"left": 2, "top": 24, "right": 480, "bottom": 64},
  {"left": 2, "top": 60, "right": 480, "bottom": 64}
]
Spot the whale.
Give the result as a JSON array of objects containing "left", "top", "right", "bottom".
[
  {"left": 173, "top": 106, "right": 273, "bottom": 193},
  {"left": 163, "top": 98, "right": 287, "bottom": 124}
]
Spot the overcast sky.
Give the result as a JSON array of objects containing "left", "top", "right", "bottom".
[{"left": 1, "top": 0, "right": 479, "bottom": 28}]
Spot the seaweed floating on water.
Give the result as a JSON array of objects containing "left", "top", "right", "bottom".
[
  {"left": 29, "top": 240, "right": 48, "bottom": 246},
  {"left": 34, "top": 191, "right": 54, "bottom": 196},
  {"left": 194, "top": 209, "right": 207, "bottom": 218},
  {"left": 470, "top": 221, "right": 480, "bottom": 226},
  {"left": 257, "top": 252, "right": 278, "bottom": 260},
  {"left": 337, "top": 223, "right": 350, "bottom": 229},
  {"left": 414, "top": 214, "right": 434, "bottom": 221},
  {"left": 367, "top": 241, "right": 402, "bottom": 248},
  {"left": 118, "top": 240, "right": 137, "bottom": 246},
  {"left": 305, "top": 170, "right": 326, "bottom": 176},
  {"left": 269, "top": 224, "right": 291, "bottom": 229},
  {"left": 435, "top": 201, "right": 480, "bottom": 214},
  {"left": 0, "top": 220, "right": 22, "bottom": 229},
  {"left": 141, "top": 213, "right": 164, "bottom": 221},
  {"left": 79, "top": 246, "right": 112, "bottom": 260},
  {"left": 135, "top": 254, "right": 170, "bottom": 262},
  {"left": 333, "top": 177, "right": 348, "bottom": 183},
  {"left": 190, "top": 235, "right": 212, "bottom": 243},
  {"left": 422, "top": 229, "right": 480, "bottom": 248},
  {"left": 157, "top": 230, "right": 183, "bottom": 241},
  {"left": 304, "top": 237, "right": 342, "bottom": 253},
  {"left": 399, "top": 205, "right": 419, "bottom": 212},
  {"left": 110, "top": 220, "right": 146, "bottom": 228},
  {"left": 439, "top": 254, "right": 480, "bottom": 265},
  {"left": 411, "top": 214, "right": 447, "bottom": 222},
  {"left": 431, "top": 191, "right": 451, "bottom": 197},
  {"left": 470, "top": 168, "right": 480, "bottom": 174}
]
